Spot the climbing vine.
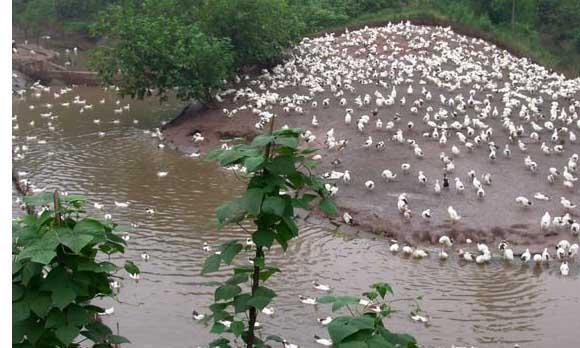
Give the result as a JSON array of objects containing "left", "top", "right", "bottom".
[
  {"left": 12, "top": 192, "right": 139, "bottom": 348},
  {"left": 202, "top": 127, "right": 337, "bottom": 347}
]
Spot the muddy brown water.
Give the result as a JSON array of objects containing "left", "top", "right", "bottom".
[{"left": 12, "top": 87, "right": 579, "bottom": 348}]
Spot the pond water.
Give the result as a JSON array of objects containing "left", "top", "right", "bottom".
[{"left": 12, "top": 86, "right": 579, "bottom": 348}]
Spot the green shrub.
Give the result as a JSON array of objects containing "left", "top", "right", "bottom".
[
  {"left": 12, "top": 193, "right": 140, "bottom": 348},
  {"left": 298, "top": 5, "right": 350, "bottom": 32},
  {"left": 344, "top": 0, "right": 401, "bottom": 17},
  {"left": 198, "top": 0, "right": 304, "bottom": 66},
  {"left": 91, "top": 0, "right": 234, "bottom": 104}
]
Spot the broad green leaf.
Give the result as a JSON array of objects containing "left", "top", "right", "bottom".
[
  {"left": 210, "top": 322, "right": 227, "bottom": 334},
  {"left": 245, "top": 286, "right": 276, "bottom": 310},
  {"left": 266, "top": 155, "right": 295, "bottom": 175},
  {"left": 23, "top": 193, "right": 53, "bottom": 207},
  {"left": 109, "top": 335, "right": 131, "bottom": 344},
  {"left": 204, "top": 148, "right": 224, "bottom": 161},
  {"left": 301, "top": 147, "right": 318, "bottom": 154},
  {"left": 13, "top": 318, "right": 33, "bottom": 343},
  {"left": 12, "top": 301, "right": 30, "bottom": 322},
  {"left": 319, "top": 198, "right": 338, "bottom": 216},
  {"left": 225, "top": 273, "right": 249, "bottom": 285},
  {"left": 230, "top": 320, "right": 244, "bottom": 337},
  {"left": 84, "top": 321, "right": 113, "bottom": 342},
  {"left": 274, "top": 222, "right": 294, "bottom": 251},
  {"left": 378, "top": 328, "right": 418, "bottom": 348},
  {"left": 241, "top": 188, "right": 264, "bottom": 215},
  {"left": 244, "top": 155, "right": 265, "bottom": 172},
  {"left": 209, "top": 303, "right": 229, "bottom": 313},
  {"left": 77, "top": 261, "right": 118, "bottom": 273},
  {"left": 29, "top": 293, "right": 52, "bottom": 317},
  {"left": 252, "top": 229, "right": 275, "bottom": 248},
  {"left": 262, "top": 196, "right": 285, "bottom": 217},
  {"left": 341, "top": 327, "right": 374, "bottom": 344},
  {"left": 274, "top": 136, "right": 298, "bottom": 149},
  {"left": 221, "top": 241, "right": 243, "bottom": 265},
  {"left": 57, "top": 227, "right": 94, "bottom": 253},
  {"left": 209, "top": 337, "right": 231, "bottom": 347},
  {"left": 328, "top": 316, "right": 375, "bottom": 343},
  {"left": 317, "top": 296, "right": 336, "bottom": 304},
  {"left": 201, "top": 254, "right": 222, "bottom": 274},
  {"left": 371, "top": 282, "right": 393, "bottom": 299},
  {"left": 13, "top": 284, "right": 24, "bottom": 302},
  {"left": 259, "top": 266, "right": 280, "bottom": 282},
  {"left": 365, "top": 291, "right": 378, "bottom": 301},
  {"left": 21, "top": 262, "right": 42, "bottom": 285},
  {"left": 216, "top": 199, "right": 245, "bottom": 225},
  {"left": 215, "top": 284, "right": 242, "bottom": 301},
  {"left": 124, "top": 260, "right": 140, "bottom": 275},
  {"left": 67, "top": 305, "right": 91, "bottom": 326},
  {"left": 366, "top": 334, "right": 395, "bottom": 348},
  {"left": 331, "top": 296, "right": 361, "bottom": 312},
  {"left": 273, "top": 128, "right": 302, "bottom": 137},
  {"left": 233, "top": 267, "right": 253, "bottom": 274},
  {"left": 251, "top": 135, "right": 274, "bottom": 147},
  {"left": 74, "top": 218, "right": 106, "bottom": 236},
  {"left": 55, "top": 324, "right": 80, "bottom": 345},
  {"left": 45, "top": 309, "right": 66, "bottom": 328},
  {"left": 233, "top": 293, "right": 252, "bottom": 313},
  {"left": 52, "top": 286, "right": 76, "bottom": 310},
  {"left": 218, "top": 149, "right": 247, "bottom": 166},
  {"left": 338, "top": 341, "right": 369, "bottom": 348},
  {"left": 17, "top": 234, "right": 59, "bottom": 265}
]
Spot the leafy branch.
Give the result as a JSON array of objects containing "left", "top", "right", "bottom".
[{"left": 201, "top": 126, "right": 337, "bottom": 348}]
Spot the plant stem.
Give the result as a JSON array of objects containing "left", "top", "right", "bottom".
[
  {"left": 248, "top": 117, "right": 274, "bottom": 347},
  {"left": 247, "top": 246, "right": 263, "bottom": 348},
  {"left": 53, "top": 190, "right": 62, "bottom": 226}
]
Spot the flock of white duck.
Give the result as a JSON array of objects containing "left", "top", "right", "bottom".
[{"left": 212, "top": 23, "right": 580, "bottom": 280}]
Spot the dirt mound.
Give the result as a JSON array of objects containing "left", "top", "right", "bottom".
[{"left": 164, "top": 23, "right": 580, "bottom": 249}]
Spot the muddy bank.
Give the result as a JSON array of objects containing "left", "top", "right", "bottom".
[
  {"left": 164, "top": 104, "right": 570, "bottom": 250},
  {"left": 163, "top": 23, "right": 580, "bottom": 250}
]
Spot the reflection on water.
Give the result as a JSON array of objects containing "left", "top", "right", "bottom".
[{"left": 12, "top": 86, "right": 579, "bottom": 348}]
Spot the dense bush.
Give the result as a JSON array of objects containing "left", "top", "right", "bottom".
[
  {"left": 197, "top": 0, "right": 304, "bottom": 66},
  {"left": 12, "top": 193, "right": 140, "bottom": 348},
  {"left": 343, "top": 0, "right": 401, "bottom": 17},
  {"left": 91, "top": 0, "right": 234, "bottom": 103}
]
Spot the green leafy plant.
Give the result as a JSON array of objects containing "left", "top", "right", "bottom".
[
  {"left": 201, "top": 126, "right": 337, "bottom": 348},
  {"left": 319, "top": 282, "right": 418, "bottom": 348},
  {"left": 12, "top": 192, "right": 140, "bottom": 348}
]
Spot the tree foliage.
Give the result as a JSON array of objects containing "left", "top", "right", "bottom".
[
  {"left": 90, "top": 0, "right": 234, "bottom": 103},
  {"left": 197, "top": 0, "right": 304, "bottom": 67},
  {"left": 12, "top": 193, "right": 139, "bottom": 348}
]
